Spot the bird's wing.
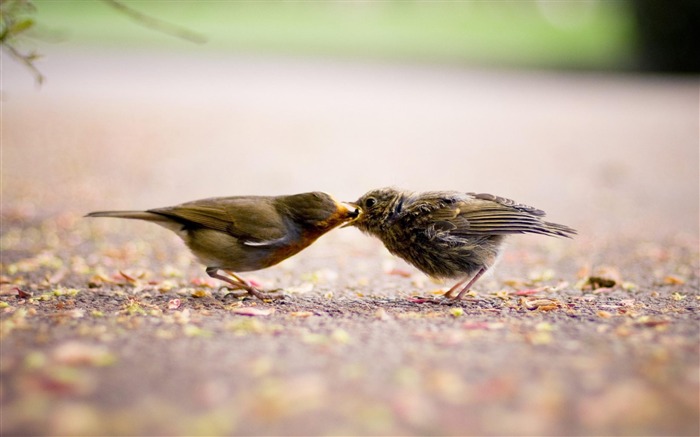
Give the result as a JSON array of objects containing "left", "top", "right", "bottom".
[
  {"left": 406, "top": 192, "right": 574, "bottom": 238},
  {"left": 149, "top": 197, "right": 289, "bottom": 245},
  {"left": 466, "top": 192, "right": 546, "bottom": 216}
]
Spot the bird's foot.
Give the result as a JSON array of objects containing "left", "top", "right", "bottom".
[
  {"left": 438, "top": 295, "right": 462, "bottom": 305},
  {"left": 246, "top": 287, "right": 286, "bottom": 301},
  {"left": 220, "top": 287, "right": 250, "bottom": 299},
  {"left": 442, "top": 290, "right": 457, "bottom": 299},
  {"left": 208, "top": 268, "right": 286, "bottom": 301},
  {"left": 219, "top": 284, "right": 285, "bottom": 301}
]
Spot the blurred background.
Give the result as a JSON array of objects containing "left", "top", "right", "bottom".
[
  {"left": 2, "top": 0, "right": 698, "bottom": 238},
  {"left": 2, "top": 1, "right": 699, "bottom": 436}
]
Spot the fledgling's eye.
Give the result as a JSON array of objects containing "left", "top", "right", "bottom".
[{"left": 364, "top": 197, "right": 377, "bottom": 208}]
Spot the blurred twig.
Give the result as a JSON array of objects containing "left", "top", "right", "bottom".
[
  {"left": 1, "top": 0, "right": 207, "bottom": 87},
  {"left": 0, "top": 0, "right": 44, "bottom": 85},
  {"left": 102, "top": 0, "right": 207, "bottom": 44}
]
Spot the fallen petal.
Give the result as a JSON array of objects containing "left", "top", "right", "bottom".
[
  {"left": 231, "top": 307, "right": 275, "bottom": 317},
  {"left": 168, "top": 299, "right": 182, "bottom": 310}
]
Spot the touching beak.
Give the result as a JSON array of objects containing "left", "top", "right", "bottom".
[{"left": 340, "top": 202, "right": 362, "bottom": 227}]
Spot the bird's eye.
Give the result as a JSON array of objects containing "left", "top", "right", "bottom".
[{"left": 365, "top": 197, "right": 377, "bottom": 208}]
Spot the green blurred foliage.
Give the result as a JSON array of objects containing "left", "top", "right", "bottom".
[{"left": 29, "top": 0, "right": 637, "bottom": 70}]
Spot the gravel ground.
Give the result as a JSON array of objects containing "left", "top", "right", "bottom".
[{"left": 1, "top": 49, "right": 698, "bottom": 436}]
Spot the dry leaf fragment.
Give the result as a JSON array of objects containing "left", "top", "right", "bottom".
[
  {"left": 190, "top": 277, "right": 216, "bottom": 287},
  {"left": 191, "top": 289, "right": 208, "bottom": 298},
  {"left": 597, "top": 310, "right": 613, "bottom": 319},
  {"left": 289, "top": 311, "right": 314, "bottom": 318},
  {"left": 118, "top": 270, "right": 139, "bottom": 285},
  {"left": 157, "top": 280, "right": 177, "bottom": 293},
  {"left": 664, "top": 275, "right": 685, "bottom": 285},
  {"left": 671, "top": 292, "right": 686, "bottom": 301},
  {"left": 168, "top": 299, "right": 182, "bottom": 310},
  {"left": 408, "top": 297, "right": 433, "bottom": 304},
  {"left": 461, "top": 290, "right": 478, "bottom": 298},
  {"left": 494, "top": 290, "right": 510, "bottom": 300},
  {"left": 522, "top": 298, "right": 560, "bottom": 311},
  {"left": 121, "top": 299, "right": 146, "bottom": 316},
  {"left": 587, "top": 276, "right": 617, "bottom": 289},
  {"left": 231, "top": 307, "right": 275, "bottom": 317},
  {"left": 14, "top": 287, "right": 32, "bottom": 299},
  {"left": 635, "top": 316, "right": 670, "bottom": 328},
  {"left": 87, "top": 274, "right": 114, "bottom": 288},
  {"left": 594, "top": 266, "right": 623, "bottom": 281}
]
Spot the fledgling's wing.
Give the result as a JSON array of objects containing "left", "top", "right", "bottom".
[
  {"left": 467, "top": 192, "right": 546, "bottom": 216},
  {"left": 404, "top": 192, "right": 575, "bottom": 239},
  {"left": 455, "top": 193, "right": 575, "bottom": 238}
]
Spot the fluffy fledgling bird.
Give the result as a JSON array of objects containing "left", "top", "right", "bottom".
[
  {"left": 350, "top": 188, "right": 576, "bottom": 300},
  {"left": 87, "top": 192, "right": 360, "bottom": 300}
]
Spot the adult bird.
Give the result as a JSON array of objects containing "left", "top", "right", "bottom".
[{"left": 87, "top": 192, "right": 360, "bottom": 299}]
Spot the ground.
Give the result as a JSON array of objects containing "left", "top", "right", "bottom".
[{"left": 1, "top": 49, "right": 698, "bottom": 435}]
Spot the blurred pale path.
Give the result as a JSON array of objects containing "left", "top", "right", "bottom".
[{"left": 3, "top": 48, "right": 698, "bottom": 238}]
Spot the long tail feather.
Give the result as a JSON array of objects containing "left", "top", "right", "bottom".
[{"left": 85, "top": 210, "right": 165, "bottom": 221}]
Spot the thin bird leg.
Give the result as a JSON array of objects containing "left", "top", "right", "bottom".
[
  {"left": 443, "top": 276, "right": 470, "bottom": 299},
  {"left": 213, "top": 268, "right": 284, "bottom": 300},
  {"left": 452, "top": 268, "right": 487, "bottom": 300},
  {"left": 206, "top": 267, "right": 250, "bottom": 297}
]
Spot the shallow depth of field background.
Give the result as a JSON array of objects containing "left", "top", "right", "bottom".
[
  {"left": 3, "top": 1, "right": 698, "bottom": 238},
  {"left": 2, "top": 1, "right": 698, "bottom": 436}
]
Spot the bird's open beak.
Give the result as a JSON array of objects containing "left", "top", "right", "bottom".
[{"left": 340, "top": 202, "right": 362, "bottom": 227}]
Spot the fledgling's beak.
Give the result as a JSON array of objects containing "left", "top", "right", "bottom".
[{"left": 340, "top": 202, "right": 362, "bottom": 227}]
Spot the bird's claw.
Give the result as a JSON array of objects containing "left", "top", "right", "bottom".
[
  {"left": 220, "top": 286, "right": 286, "bottom": 301},
  {"left": 247, "top": 287, "right": 286, "bottom": 301}
]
